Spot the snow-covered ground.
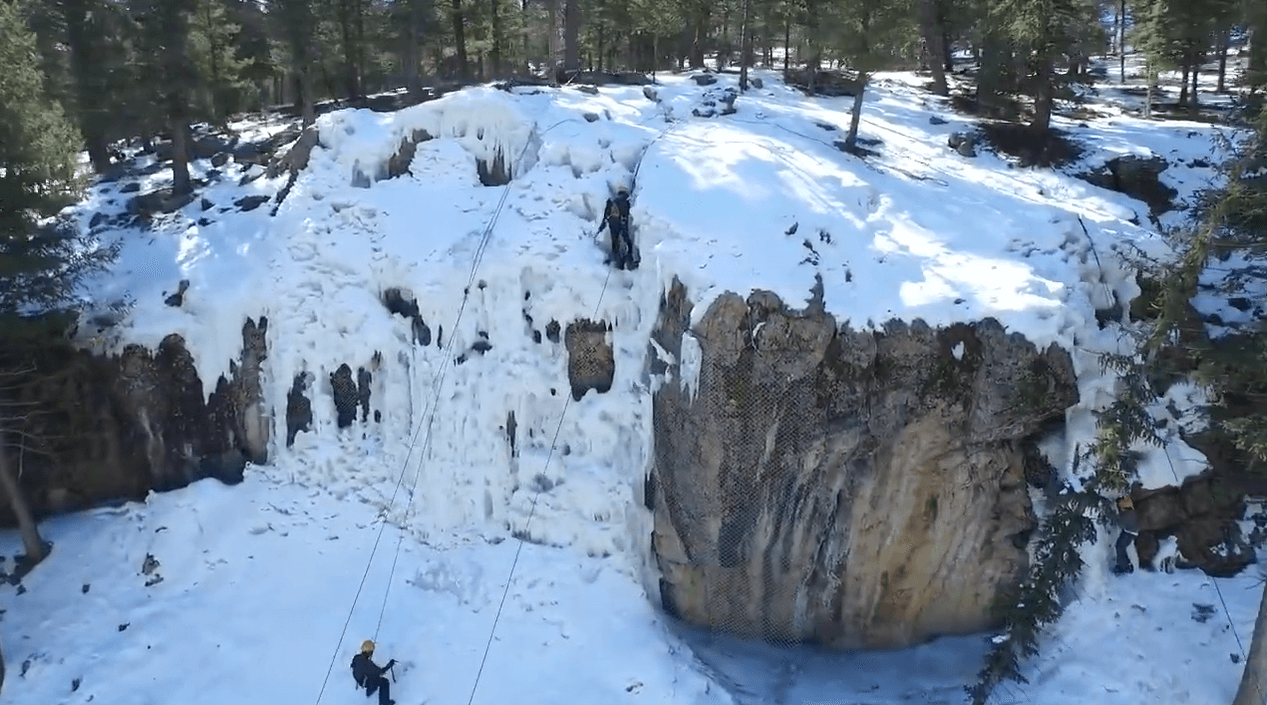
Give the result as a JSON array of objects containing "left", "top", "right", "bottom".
[{"left": 2, "top": 59, "right": 1260, "bottom": 704}]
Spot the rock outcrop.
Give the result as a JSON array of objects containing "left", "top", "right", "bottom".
[
  {"left": 648, "top": 281, "right": 1078, "bottom": 649},
  {"left": 1132, "top": 475, "right": 1252, "bottom": 577},
  {"left": 1077, "top": 155, "right": 1177, "bottom": 215},
  {"left": 565, "top": 319, "right": 615, "bottom": 400},
  {"left": 0, "top": 319, "right": 269, "bottom": 526}
]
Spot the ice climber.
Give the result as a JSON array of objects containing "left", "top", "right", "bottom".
[
  {"left": 597, "top": 185, "right": 636, "bottom": 270},
  {"left": 351, "top": 639, "right": 397, "bottom": 705},
  {"left": 1113, "top": 495, "right": 1140, "bottom": 575}
]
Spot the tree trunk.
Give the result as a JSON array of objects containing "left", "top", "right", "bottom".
[
  {"left": 1189, "top": 57, "right": 1200, "bottom": 115},
  {"left": 546, "top": 0, "right": 558, "bottom": 82},
  {"left": 1030, "top": 55, "right": 1054, "bottom": 134},
  {"left": 63, "top": 0, "right": 111, "bottom": 173},
  {"left": 690, "top": 7, "right": 707, "bottom": 68},
  {"left": 1232, "top": 578, "right": 1267, "bottom": 705},
  {"left": 297, "top": 64, "right": 315, "bottom": 126},
  {"left": 490, "top": 0, "right": 503, "bottom": 78},
  {"left": 977, "top": 30, "right": 1007, "bottom": 115},
  {"left": 521, "top": 0, "right": 531, "bottom": 75},
  {"left": 1217, "top": 31, "right": 1229, "bottom": 92},
  {"left": 170, "top": 119, "right": 192, "bottom": 195},
  {"left": 919, "top": 0, "right": 948, "bottom": 95},
  {"left": 783, "top": 8, "right": 790, "bottom": 72},
  {"left": 161, "top": 0, "right": 193, "bottom": 196},
  {"left": 844, "top": 74, "right": 867, "bottom": 149},
  {"left": 404, "top": 0, "right": 424, "bottom": 100},
  {"left": 452, "top": 0, "right": 469, "bottom": 79},
  {"left": 337, "top": 0, "right": 360, "bottom": 99},
  {"left": 202, "top": 1, "right": 226, "bottom": 121},
  {"left": 1179, "top": 64, "right": 1189, "bottom": 106},
  {"left": 281, "top": 0, "right": 316, "bottom": 125},
  {"left": 1119, "top": 0, "right": 1126, "bottom": 83},
  {"left": 353, "top": 0, "right": 366, "bottom": 95},
  {"left": 563, "top": 0, "right": 581, "bottom": 72},
  {"left": 1144, "top": 61, "right": 1153, "bottom": 119},
  {"left": 597, "top": 26, "right": 605, "bottom": 72},
  {"left": 0, "top": 445, "right": 45, "bottom": 566},
  {"left": 740, "top": 0, "right": 752, "bottom": 90}
]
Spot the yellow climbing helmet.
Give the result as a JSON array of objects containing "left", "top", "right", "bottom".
[{"left": 361, "top": 639, "right": 375, "bottom": 654}]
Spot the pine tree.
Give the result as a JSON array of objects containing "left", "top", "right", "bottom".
[
  {"left": 995, "top": 0, "right": 1101, "bottom": 133},
  {"left": 0, "top": 0, "right": 115, "bottom": 568},
  {"left": 132, "top": 0, "right": 199, "bottom": 195},
  {"left": 189, "top": 0, "right": 249, "bottom": 122},
  {"left": 829, "top": 0, "right": 917, "bottom": 149},
  {"left": 0, "top": 1, "right": 84, "bottom": 258}
]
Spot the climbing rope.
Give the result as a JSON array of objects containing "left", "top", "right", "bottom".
[
  {"left": 461, "top": 122, "right": 678, "bottom": 705},
  {"left": 369, "top": 116, "right": 615, "bottom": 637},
  {"left": 1157, "top": 444, "right": 1261, "bottom": 703},
  {"left": 311, "top": 115, "right": 579, "bottom": 705},
  {"left": 314, "top": 103, "right": 677, "bottom": 705}
]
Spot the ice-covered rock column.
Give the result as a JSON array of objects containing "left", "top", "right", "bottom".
[
  {"left": 260, "top": 88, "right": 669, "bottom": 558},
  {"left": 646, "top": 280, "right": 1079, "bottom": 649}
]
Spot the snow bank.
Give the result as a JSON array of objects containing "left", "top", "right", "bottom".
[{"left": 0, "top": 475, "right": 728, "bottom": 705}]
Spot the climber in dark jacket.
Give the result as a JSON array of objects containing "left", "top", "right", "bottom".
[
  {"left": 597, "top": 186, "right": 635, "bottom": 270},
  {"left": 351, "top": 639, "right": 396, "bottom": 705},
  {"left": 1113, "top": 496, "right": 1140, "bottom": 575}
]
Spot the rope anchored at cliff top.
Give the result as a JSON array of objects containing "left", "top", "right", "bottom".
[{"left": 313, "top": 112, "right": 672, "bottom": 705}]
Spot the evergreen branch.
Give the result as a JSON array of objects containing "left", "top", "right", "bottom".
[{"left": 968, "top": 481, "right": 1110, "bottom": 705}]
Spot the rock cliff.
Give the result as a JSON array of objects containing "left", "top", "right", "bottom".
[
  {"left": 647, "top": 280, "right": 1079, "bottom": 649},
  {"left": 0, "top": 318, "right": 269, "bottom": 524}
]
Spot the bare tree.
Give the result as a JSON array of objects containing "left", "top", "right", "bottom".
[
  {"left": 0, "top": 437, "right": 44, "bottom": 564},
  {"left": 0, "top": 371, "right": 48, "bottom": 565}
]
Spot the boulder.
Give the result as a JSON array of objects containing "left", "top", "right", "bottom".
[
  {"left": 565, "top": 320, "right": 615, "bottom": 400},
  {"left": 1077, "top": 155, "right": 1177, "bottom": 214}
]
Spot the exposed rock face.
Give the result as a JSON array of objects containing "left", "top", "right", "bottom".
[
  {"left": 648, "top": 281, "right": 1078, "bottom": 649},
  {"left": 0, "top": 319, "right": 269, "bottom": 526},
  {"left": 382, "top": 287, "right": 432, "bottom": 346},
  {"left": 1133, "top": 475, "right": 1252, "bottom": 577},
  {"left": 565, "top": 319, "right": 615, "bottom": 400},
  {"left": 330, "top": 364, "right": 359, "bottom": 428},
  {"left": 384, "top": 129, "right": 434, "bottom": 179},
  {"left": 1078, "top": 155, "right": 1177, "bottom": 215},
  {"left": 286, "top": 373, "right": 314, "bottom": 446}
]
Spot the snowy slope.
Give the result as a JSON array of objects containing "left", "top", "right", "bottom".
[
  {"left": 1, "top": 61, "right": 1257, "bottom": 705},
  {"left": 0, "top": 476, "right": 726, "bottom": 705}
]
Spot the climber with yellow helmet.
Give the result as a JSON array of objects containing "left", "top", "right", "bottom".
[{"left": 350, "top": 639, "right": 396, "bottom": 705}]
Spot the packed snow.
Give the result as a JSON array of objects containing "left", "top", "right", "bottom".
[
  {"left": 0, "top": 474, "right": 1259, "bottom": 704},
  {"left": 2, "top": 52, "right": 1260, "bottom": 705}
]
